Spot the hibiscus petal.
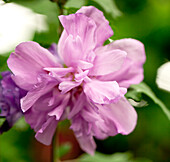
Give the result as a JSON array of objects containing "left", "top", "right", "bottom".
[
  {"left": 99, "top": 39, "right": 145, "bottom": 88},
  {"left": 77, "top": 6, "right": 113, "bottom": 46},
  {"left": 35, "top": 117, "right": 58, "bottom": 145},
  {"left": 48, "top": 43, "right": 63, "bottom": 65},
  {"left": 81, "top": 108, "right": 102, "bottom": 123},
  {"left": 58, "top": 13, "right": 96, "bottom": 62},
  {"left": 68, "top": 93, "right": 85, "bottom": 119},
  {"left": 61, "top": 34, "right": 83, "bottom": 66},
  {"left": 48, "top": 93, "right": 70, "bottom": 120},
  {"left": 21, "top": 75, "right": 58, "bottom": 112},
  {"left": 84, "top": 80, "right": 125, "bottom": 104},
  {"left": 59, "top": 81, "right": 81, "bottom": 94},
  {"left": 76, "top": 134, "right": 96, "bottom": 155},
  {"left": 80, "top": 98, "right": 118, "bottom": 139},
  {"left": 7, "top": 41, "right": 59, "bottom": 90},
  {"left": 44, "top": 67, "right": 74, "bottom": 77},
  {"left": 99, "top": 97, "right": 137, "bottom": 135},
  {"left": 57, "top": 30, "right": 68, "bottom": 62},
  {"left": 112, "top": 60, "right": 144, "bottom": 88},
  {"left": 24, "top": 108, "right": 47, "bottom": 132},
  {"left": 93, "top": 117, "right": 118, "bottom": 139},
  {"left": 89, "top": 49, "right": 127, "bottom": 76},
  {"left": 11, "top": 75, "right": 35, "bottom": 90},
  {"left": 48, "top": 43, "right": 58, "bottom": 56},
  {"left": 77, "top": 60, "right": 93, "bottom": 70},
  {"left": 70, "top": 115, "right": 96, "bottom": 155},
  {"left": 24, "top": 90, "right": 63, "bottom": 132},
  {"left": 110, "top": 38, "right": 146, "bottom": 65},
  {"left": 75, "top": 70, "right": 89, "bottom": 82}
]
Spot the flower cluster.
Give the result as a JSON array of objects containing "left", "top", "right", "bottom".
[
  {"left": 0, "top": 71, "right": 26, "bottom": 133},
  {"left": 7, "top": 6, "right": 145, "bottom": 154}
]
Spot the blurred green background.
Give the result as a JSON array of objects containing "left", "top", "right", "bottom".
[{"left": 0, "top": 0, "right": 170, "bottom": 161}]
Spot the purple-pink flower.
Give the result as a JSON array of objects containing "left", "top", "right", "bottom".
[
  {"left": 0, "top": 71, "right": 27, "bottom": 133},
  {"left": 7, "top": 6, "right": 146, "bottom": 155}
]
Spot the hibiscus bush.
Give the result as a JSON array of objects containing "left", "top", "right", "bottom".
[{"left": 0, "top": 0, "right": 170, "bottom": 162}]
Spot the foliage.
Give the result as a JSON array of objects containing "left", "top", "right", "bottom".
[
  {"left": 129, "top": 82, "right": 170, "bottom": 121},
  {"left": 0, "top": 55, "right": 9, "bottom": 71},
  {"left": 79, "top": 152, "right": 152, "bottom": 162}
]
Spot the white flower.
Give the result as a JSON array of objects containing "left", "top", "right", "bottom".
[
  {"left": 156, "top": 62, "right": 170, "bottom": 92},
  {"left": 0, "top": 0, "right": 48, "bottom": 54}
]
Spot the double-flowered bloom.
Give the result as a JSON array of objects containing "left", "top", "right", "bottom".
[{"left": 7, "top": 6, "right": 146, "bottom": 154}]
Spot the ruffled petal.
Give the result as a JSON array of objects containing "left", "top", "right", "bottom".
[
  {"left": 35, "top": 117, "right": 58, "bottom": 145},
  {"left": 111, "top": 39, "right": 146, "bottom": 65},
  {"left": 48, "top": 93, "right": 70, "bottom": 120},
  {"left": 11, "top": 75, "right": 35, "bottom": 90},
  {"left": 81, "top": 98, "right": 118, "bottom": 139},
  {"left": 59, "top": 81, "right": 81, "bottom": 94},
  {"left": 60, "top": 34, "right": 83, "bottom": 66},
  {"left": 48, "top": 43, "right": 63, "bottom": 65},
  {"left": 89, "top": 48, "right": 126, "bottom": 76},
  {"left": 99, "top": 39, "right": 145, "bottom": 88},
  {"left": 70, "top": 115, "right": 96, "bottom": 155},
  {"left": 24, "top": 89, "right": 65, "bottom": 132},
  {"left": 48, "top": 43, "right": 58, "bottom": 56},
  {"left": 77, "top": 6, "right": 113, "bottom": 46},
  {"left": 21, "top": 75, "right": 58, "bottom": 112},
  {"left": 68, "top": 92, "right": 86, "bottom": 119},
  {"left": 77, "top": 60, "right": 93, "bottom": 70},
  {"left": 75, "top": 133, "right": 96, "bottom": 155},
  {"left": 58, "top": 13, "right": 97, "bottom": 63},
  {"left": 92, "top": 116, "right": 118, "bottom": 140},
  {"left": 57, "top": 30, "right": 68, "bottom": 62},
  {"left": 7, "top": 41, "right": 59, "bottom": 90},
  {"left": 75, "top": 70, "right": 89, "bottom": 82},
  {"left": 44, "top": 67, "right": 74, "bottom": 77},
  {"left": 99, "top": 97, "right": 137, "bottom": 135},
  {"left": 84, "top": 80, "right": 126, "bottom": 104}
]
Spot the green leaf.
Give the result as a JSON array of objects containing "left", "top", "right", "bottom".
[
  {"left": 2, "top": 0, "right": 10, "bottom": 3},
  {"left": 130, "top": 82, "right": 170, "bottom": 121},
  {"left": 125, "top": 89, "right": 142, "bottom": 102},
  {"left": 79, "top": 152, "right": 131, "bottom": 162},
  {"left": 64, "top": 7, "right": 79, "bottom": 15},
  {"left": 0, "top": 55, "right": 9, "bottom": 72},
  {"left": 92, "top": 0, "right": 122, "bottom": 18},
  {"left": 125, "top": 86, "right": 148, "bottom": 108},
  {"left": 128, "top": 99, "right": 148, "bottom": 108},
  {"left": 79, "top": 152, "right": 152, "bottom": 162},
  {"left": 64, "top": 0, "right": 85, "bottom": 8},
  {"left": 63, "top": 0, "right": 86, "bottom": 15},
  {"left": 0, "top": 126, "right": 33, "bottom": 162}
]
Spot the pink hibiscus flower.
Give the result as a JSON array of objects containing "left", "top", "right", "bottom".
[{"left": 7, "top": 6, "right": 146, "bottom": 155}]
